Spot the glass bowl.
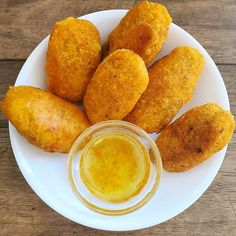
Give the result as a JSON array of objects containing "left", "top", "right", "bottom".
[{"left": 68, "top": 120, "right": 162, "bottom": 215}]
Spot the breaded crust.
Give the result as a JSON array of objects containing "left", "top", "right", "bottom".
[
  {"left": 84, "top": 49, "right": 149, "bottom": 124},
  {"left": 46, "top": 17, "right": 101, "bottom": 102},
  {"left": 2, "top": 86, "right": 90, "bottom": 153},
  {"left": 124, "top": 46, "right": 204, "bottom": 133},
  {"left": 106, "top": 1, "right": 171, "bottom": 66},
  {"left": 156, "top": 103, "right": 235, "bottom": 172}
]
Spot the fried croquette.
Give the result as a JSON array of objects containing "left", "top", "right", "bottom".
[
  {"left": 84, "top": 49, "right": 149, "bottom": 124},
  {"left": 124, "top": 46, "right": 204, "bottom": 133},
  {"left": 106, "top": 1, "right": 171, "bottom": 66},
  {"left": 156, "top": 103, "right": 235, "bottom": 172},
  {"left": 2, "top": 86, "right": 90, "bottom": 153},
  {"left": 46, "top": 17, "right": 101, "bottom": 102}
]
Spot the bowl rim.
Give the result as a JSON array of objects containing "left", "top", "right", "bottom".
[{"left": 67, "top": 120, "right": 163, "bottom": 215}]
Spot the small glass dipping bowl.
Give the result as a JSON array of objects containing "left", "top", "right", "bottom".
[{"left": 68, "top": 120, "right": 162, "bottom": 215}]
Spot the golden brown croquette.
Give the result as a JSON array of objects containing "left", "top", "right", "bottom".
[
  {"left": 46, "top": 17, "right": 101, "bottom": 102},
  {"left": 84, "top": 49, "right": 149, "bottom": 124},
  {"left": 124, "top": 46, "right": 204, "bottom": 133},
  {"left": 2, "top": 86, "right": 90, "bottom": 153},
  {"left": 106, "top": 1, "right": 171, "bottom": 66},
  {"left": 156, "top": 103, "right": 235, "bottom": 172}
]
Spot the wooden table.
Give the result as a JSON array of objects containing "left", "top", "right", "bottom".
[{"left": 0, "top": 1, "right": 235, "bottom": 235}]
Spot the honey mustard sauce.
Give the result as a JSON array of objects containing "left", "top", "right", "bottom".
[{"left": 80, "top": 131, "right": 150, "bottom": 203}]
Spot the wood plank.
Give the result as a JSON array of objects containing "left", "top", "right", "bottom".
[
  {"left": 181, "top": 27, "right": 236, "bottom": 65},
  {"left": 0, "top": 128, "right": 235, "bottom": 235},
  {"left": 0, "top": 0, "right": 236, "bottom": 63},
  {"left": 218, "top": 65, "right": 236, "bottom": 117},
  {"left": 0, "top": 61, "right": 24, "bottom": 127}
]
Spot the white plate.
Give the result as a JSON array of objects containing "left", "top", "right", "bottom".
[{"left": 10, "top": 10, "right": 230, "bottom": 231}]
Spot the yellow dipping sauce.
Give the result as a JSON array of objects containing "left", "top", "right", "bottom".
[{"left": 80, "top": 131, "right": 150, "bottom": 203}]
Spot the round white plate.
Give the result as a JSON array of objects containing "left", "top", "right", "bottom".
[{"left": 10, "top": 10, "right": 230, "bottom": 231}]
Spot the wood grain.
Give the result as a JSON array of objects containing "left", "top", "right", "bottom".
[
  {"left": 0, "top": 0, "right": 236, "bottom": 235},
  {"left": 0, "top": 61, "right": 24, "bottom": 128},
  {"left": 0, "top": 0, "right": 236, "bottom": 63}
]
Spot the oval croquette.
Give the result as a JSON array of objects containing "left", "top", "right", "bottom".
[
  {"left": 2, "top": 86, "right": 90, "bottom": 153},
  {"left": 84, "top": 49, "right": 149, "bottom": 124},
  {"left": 46, "top": 17, "right": 101, "bottom": 102},
  {"left": 156, "top": 103, "right": 235, "bottom": 172},
  {"left": 106, "top": 1, "right": 171, "bottom": 66},
  {"left": 124, "top": 46, "right": 204, "bottom": 133}
]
